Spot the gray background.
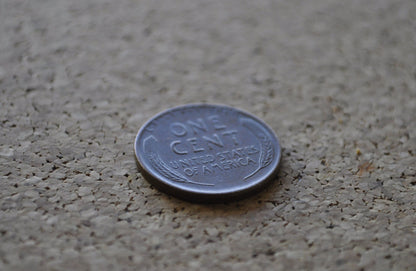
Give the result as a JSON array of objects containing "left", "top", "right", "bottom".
[{"left": 0, "top": 0, "right": 415, "bottom": 270}]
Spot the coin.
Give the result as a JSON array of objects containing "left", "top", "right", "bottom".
[{"left": 134, "top": 104, "right": 282, "bottom": 202}]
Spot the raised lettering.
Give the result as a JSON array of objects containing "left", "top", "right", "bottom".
[
  {"left": 211, "top": 163, "right": 223, "bottom": 171},
  {"left": 187, "top": 138, "right": 204, "bottom": 152},
  {"left": 208, "top": 115, "right": 226, "bottom": 130},
  {"left": 247, "top": 157, "right": 256, "bottom": 165},
  {"left": 183, "top": 168, "right": 194, "bottom": 176},
  {"left": 187, "top": 118, "right": 208, "bottom": 134},
  {"left": 202, "top": 133, "right": 224, "bottom": 149},
  {"left": 179, "top": 159, "right": 191, "bottom": 168},
  {"left": 171, "top": 140, "right": 188, "bottom": 155},
  {"left": 238, "top": 158, "right": 248, "bottom": 166},
  {"left": 170, "top": 122, "right": 187, "bottom": 137},
  {"left": 202, "top": 165, "right": 213, "bottom": 175},
  {"left": 222, "top": 130, "right": 239, "bottom": 145},
  {"left": 169, "top": 161, "right": 179, "bottom": 169}
]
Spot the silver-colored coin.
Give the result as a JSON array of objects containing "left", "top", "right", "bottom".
[{"left": 134, "top": 104, "right": 282, "bottom": 202}]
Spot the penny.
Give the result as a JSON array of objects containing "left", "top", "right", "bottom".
[{"left": 134, "top": 104, "right": 282, "bottom": 202}]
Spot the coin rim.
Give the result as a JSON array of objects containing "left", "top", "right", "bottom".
[{"left": 134, "top": 103, "right": 282, "bottom": 202}]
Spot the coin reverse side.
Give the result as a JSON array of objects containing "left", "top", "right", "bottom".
[{"left": 134, "top": 104, "right": 281, "bottom": 202}]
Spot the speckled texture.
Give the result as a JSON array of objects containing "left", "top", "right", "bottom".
[{"left": 0, "top": 0, "right": 415, "bottom": 270}]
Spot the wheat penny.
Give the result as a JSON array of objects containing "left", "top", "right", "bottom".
[{"left": 134, "top": 104, "right": 282, "bottom": 202}]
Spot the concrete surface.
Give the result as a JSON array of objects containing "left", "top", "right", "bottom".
[{"left": 0, "top": 0, "right": 415, "bottom": 270}]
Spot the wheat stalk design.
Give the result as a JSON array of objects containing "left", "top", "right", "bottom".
[
  {"left": 241, "top": 118, "right": 274, "bottom": 180},
  {"left": 143, "top": 136, "right": 213, "bottom": 186}
]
